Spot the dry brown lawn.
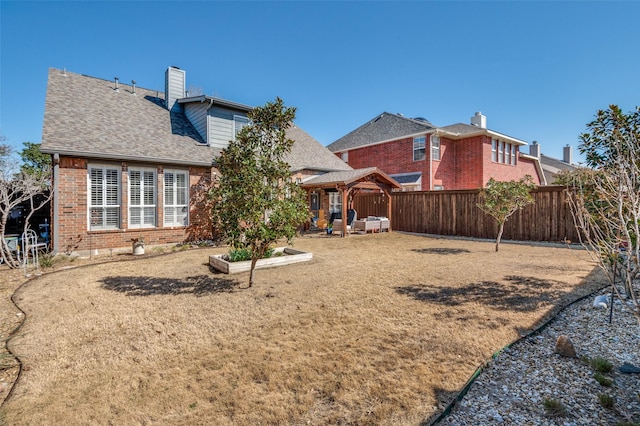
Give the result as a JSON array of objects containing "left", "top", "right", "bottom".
[{"left": 1, "top": 232, "right": 603, "bottom": 425}]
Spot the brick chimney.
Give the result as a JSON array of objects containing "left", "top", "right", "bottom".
[
  {"left": 165, "top": 66, "right": 186, "bottom": 112},
  {"left": 470, "top": 111, "right": 486, "bottom": 128}
]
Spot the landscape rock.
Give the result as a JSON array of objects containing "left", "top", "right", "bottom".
[{"left": 554, "top": 334, "right": 577, "bottom": 358}]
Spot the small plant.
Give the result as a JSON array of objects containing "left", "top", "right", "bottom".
[
  {"left": 228, "top": 247, "right": 274, "bottom": 262},
  {"left": 590, "top": 356, "right": 614, "bottom": 373},
  {"left": 598, "top": 394, "right": 615, "bottom": 409},
  {"left": 38, "top": 252, "right": 56, "bottom": 268},
  {"left": 543, "top": 398, "right": 567, "bottom": 417},
  {"left": 594, "top": 372, "right": 613, "bottom": 387}
]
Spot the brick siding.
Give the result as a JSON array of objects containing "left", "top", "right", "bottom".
[{"left": 53, "top": 156, "right": 214, "bottom": 255}]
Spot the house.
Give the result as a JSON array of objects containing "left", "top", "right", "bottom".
[
  {"left": 41, "top": 66, "right": 383, "bottom": 255},
  {"left": 528, "top": 141, "right": 579, "bottom": 184},
  {"left": 327, "top": 111, "right": 545, "bottom": 191}
]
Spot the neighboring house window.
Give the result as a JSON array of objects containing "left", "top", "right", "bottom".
[
  {"left": 434, "top": 185, "right": 444, "bottom": 190},
  {"left": 492, "top": 139, "right": 518, "bottom": 165},
  {"left": 89, "top": 165, "right": 120, "bottom": 230},
  {"left": 341, "top": 151, "right": 349, "bottom": 163},
  {"left": 164, "top": 170, "right": 189, "bottom": 227},
  {"left": 234, "top": 115, "right": 250, "bottom": 140},
  {"left": 129, "top": 168, "right": 157, "bottom": 228},
  {"left": 413, "top": 136, "right": 426, "bottom": 161},
  {"left": 431, "top": 135, "right": 441, "bottom": 161}
]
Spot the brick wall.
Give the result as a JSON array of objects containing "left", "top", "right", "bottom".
[
  {"left": 340, "top": 134, "right": 541, "bottom": 191},
  {"left": 53, "top": 156, "right": 214, "bottom": 256}
]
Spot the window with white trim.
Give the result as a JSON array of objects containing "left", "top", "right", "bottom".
[
  {"left": 492, "top": 139, "right": 498, "bottom": 162},
  {"left": 89, "top": 165, "right": 120, "bottom": 230},
  {"left": 413, "top": 136, "right": 426, "bottom": 161},
  {"left": 234, "top": 115, "right": 250, "bottom": 140},
  {"left": 492, "top": 138, "right": 518, "bottom": 165},
  {"left": 431, "top": 135, "right": 441, "bottom": 161},
  {"left": 341, "top": 151, "right": 349, "bottom": 163},
  {"left": 129, "top": 168, "right": 156, "bottom": 228},
  {"left": 164, "top": 170, "right": 189, "bottom": 227}
]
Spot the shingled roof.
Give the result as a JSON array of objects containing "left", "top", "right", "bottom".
[
  {"left": 284, "top": 125, "right": 352, "bottom": 173},
  {"left": 41, "top": 68, "right": 349, "bottom": 173},
  {"left": 41, "top": 68, "right": 215, "bottom": 166},
  {"left": 326, "top": 112, "right": 434, "bottom": 152}
]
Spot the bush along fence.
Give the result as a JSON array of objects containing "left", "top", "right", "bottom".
[{"left": 353, "top": 185, "right": 580, "bottom": 243}]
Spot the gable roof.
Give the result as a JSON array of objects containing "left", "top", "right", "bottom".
[
  {"left": 284, "top": 125, "right": 352, "bottom": 173},
  {"left": 40, "top": 67, "right": 346, "bottom": 173},
  {"left": 326, "top": 112, "right": 434, "bottom": 152},
  {"left": 41, "top": 68, "right": 215, "bottom": 167},
  {"left": 300, "top": 167, "right": 400, "bottom": 190},
  {"left": 327, "top": 112, "right": 529, "bottom": 153},
  {"left": 539, "top": 153, "right": 578, "bottom": 184}
]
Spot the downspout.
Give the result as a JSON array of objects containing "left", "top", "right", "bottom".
[
  {"left": 52, "top": 153, "right": 60, "bottom": 254},
  {"left": 429, "top": 132, "right": 434, "bottom": 190}
]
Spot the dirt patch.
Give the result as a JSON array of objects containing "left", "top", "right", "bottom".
[{"left": 1, "top": 233, "right": 603, "bottom": 425}]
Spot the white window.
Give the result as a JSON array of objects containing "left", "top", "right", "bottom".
[
  {"left": 498, "top": 141, "right": 505, "bottom": 163},
  {"left": 492, "top": 139, "right": 498, "bottom": 162},
  {"left": 341, "top": 151, "right": 349, "bottom": 163},
  {"left": 129, "top": 168, "right": 156, "bottom": 228},
  {"left": 329, "top": 192, "right": 342, "bottom": 214},
  {"left": 413, "top": 136, "right": 426, "bottom": 161},
  {"left": 511, "top": 144, "right": 517, "bottom": 165},
  {"left": 434, "top": 185, "right": 444, "bottom": 190},
  {"left": 164, "top": 170, "right": 189, "bottom": 227},
  {"left": 89, "top": 165, "right": 120, "bottom": 230},
  {"left": 234, "top": 115, "right": 250, "bottom": 140},
  {"left": 431, "top": 135, "right": 441, "bottom": 161},
  {"left": 505, "top": 143, "right": 511, "bottom": 164}
]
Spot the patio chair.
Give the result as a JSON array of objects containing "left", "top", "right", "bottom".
[{"left": 22, "top": 229, "right": 47, "bottom": 274}]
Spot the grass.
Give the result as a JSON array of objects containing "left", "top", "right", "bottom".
[
  {"left": 543, "top": 398, "right": 567, "bottom": 417},
  {"left": 0, "top": 233, "right": 603, "bottom": 425},
  {"left": 590, "top": 356, "right": 614, "bottom": 373},
  {"left": 599, "top": 394, "right": 615, "bottom": 409},
  {"left": 594, "top": 372, "right": 613, "bottom": 387}
]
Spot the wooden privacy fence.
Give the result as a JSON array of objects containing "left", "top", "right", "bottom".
[{"left": 353, "top": 186, "right": 580, "bottom": 243}]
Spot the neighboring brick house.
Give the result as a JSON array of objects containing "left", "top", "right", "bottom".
[
  {"left": 327, "top": 112, "right": 545, "bottom": 191},
  {"left": 40, "top": 67, "right": 353, "bottom": 255}
]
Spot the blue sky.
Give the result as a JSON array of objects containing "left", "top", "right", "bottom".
[{"left": 2, "top": 1, "right": 639, "bottom": 163}]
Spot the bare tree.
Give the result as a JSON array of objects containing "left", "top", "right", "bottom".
[
  {"left": 561, "top": 105, "right": 640, "bottom": 324},
  {"left": 0, "top": 142, "right": 52, "bottom": 268}
]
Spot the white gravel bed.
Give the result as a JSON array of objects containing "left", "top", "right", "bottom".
[{"left": 440, "top": 292, "right": 640, "bottom": 425}]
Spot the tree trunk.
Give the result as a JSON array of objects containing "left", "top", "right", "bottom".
[
  {"left": 495, "top": 222, "right": 505, "bottom": 252},
  {"left": 249, "top": 257, "right": 258, "bottom": 288}
]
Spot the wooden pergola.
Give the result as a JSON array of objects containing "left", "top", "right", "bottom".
[{"left": 299, "top": 167, "right": 401, "bottom": 237}]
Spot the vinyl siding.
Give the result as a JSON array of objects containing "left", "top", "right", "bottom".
[
  {"left": 184, "top": 103, "right": 208, "bottom": 143},
  {"left": 207, "top": 106, "right": 247, "bottom": 149}
]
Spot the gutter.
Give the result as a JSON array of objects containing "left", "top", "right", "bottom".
[{"left": 39, "top": 149, "right": 213, "bottom": 168}]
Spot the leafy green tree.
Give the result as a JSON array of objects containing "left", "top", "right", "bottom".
[
  {"left": 210, "top": 98, "right": 310, "bottom": 287},
  {"left": 565, "top": 105, "right": 640, "bottom": 324},
  {"left": 478, "top": 176, "right": 536, "bottom": 252},
  {"left": 20, "top": 142, "right": 51, "bottom": 181}
]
